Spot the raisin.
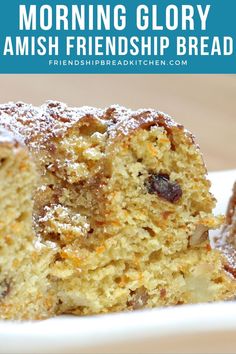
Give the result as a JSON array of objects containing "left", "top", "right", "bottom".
[{"left": 145, "top": 173, "right": 182, "bottom": 203}]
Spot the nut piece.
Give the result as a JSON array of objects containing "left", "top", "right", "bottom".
[
  {"left": 225, "top": 264, "right": 236, "bottom": 278},
  {"left": 189, "top": 225, "right": 209, "bottom": 246},
  {"left": 127, "top": 286, "right": 149, "bottom": 310},
  {"left": 145, "top": 173, "right": 182, "bottom": 203}
]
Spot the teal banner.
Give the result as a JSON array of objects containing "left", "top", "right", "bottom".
[{"left": 0, "top": 0, "right": 235, "bottom": 73}]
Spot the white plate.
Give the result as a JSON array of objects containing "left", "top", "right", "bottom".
[{"left": 1, "top": 169, "right": 236, "bottom": 354}]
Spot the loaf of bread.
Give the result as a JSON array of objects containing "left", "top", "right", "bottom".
[
  {"left": 0, "top": 102, "right": 235, "bottom": 320},
  {"left": 216, "top": 182, "right": 236, "bottom": 278}
]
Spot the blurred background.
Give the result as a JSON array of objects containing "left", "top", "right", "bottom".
[{"left": 0, "top": 74, "right": 235, "bottom": 171}]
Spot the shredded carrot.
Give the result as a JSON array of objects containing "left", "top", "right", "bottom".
[
  {"left": 118, "top": 275, "right": 129, "bottom": 287},
  {"left": 95, "top": 245, "right": 106, "bottom": 254},
  {"left": 5, "top": 235, "right": 13, "bottom": 245},
  {"left": 19, "top": 162, "right": 28, "bottom": 171},
  {"left": 60, "top": 250, "right": 82, "bottom": 266},
  {"left": 159, "top": 137, "right": 169, "bottom": 143},
  {"left": 206, "top": 244, "right": 211, "bottom": 252},
  {"left": 147, "top": 143, "right": 157, "bottom": 156}
]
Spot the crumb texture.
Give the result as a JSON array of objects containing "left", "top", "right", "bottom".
[{"left": 0, "top": 102, "right": 235, "bottom": 320}]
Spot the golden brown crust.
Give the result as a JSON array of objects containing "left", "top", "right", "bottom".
[{"left": 0, "top": 101, "right": 194, "bottom": 153}]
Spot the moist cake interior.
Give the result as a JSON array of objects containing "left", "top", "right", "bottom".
[
  {"left": 0, "top": 102, "right": 235, "bottom": 319},
  {"left": 0, "top": 129, "right": 55, "bottom": 319}
]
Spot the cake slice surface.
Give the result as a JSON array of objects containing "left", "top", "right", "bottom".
[
  {"left": 0, "top": 102, "right": 235, "bottom": 319},
  {"left": 0, "top": 127, "right": 56, "bottom": 319}
]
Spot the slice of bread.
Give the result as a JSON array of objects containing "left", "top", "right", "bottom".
[{"left": 0, "top": 102, "right": 235, "bottom": 319}]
